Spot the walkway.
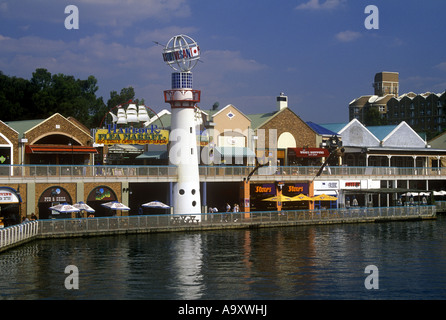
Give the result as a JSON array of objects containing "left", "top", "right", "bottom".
[{"left": 0, "top": 205, "right": 436, "bottom": 253}]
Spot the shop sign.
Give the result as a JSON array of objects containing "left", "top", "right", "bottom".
[
  {"left": 314, "top": 181, "right": 339, "bottom": 190},
  {"left": 0, "top": 188, "right": 19, "bottom": 203},
  {"left": 95, "top": 124, "right": 169, "bottom": 145},
  {"left": 88, "top": 187, "right": 115, "bottom": 202},
  {"left": 253, "top": 184, "right": 276, "bottom": 195},
  {"left": 284, "top": 183, "right": 308, "bottom": 195},
  {"left": 41, "top": 188, "right": 69, "bottom": 203},
  {"left": 291, "top": 148, "right": 329, "bottom": 158},
  {"left": 342, "top": 181, "right": 362, "bottom": 189}
]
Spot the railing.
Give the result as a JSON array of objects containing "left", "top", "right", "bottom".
[
  {"left": 1, "top": 164, "right": 446, "bottom": 180},
  {"left": 0, "top": 221, "right": 39, "bottom": 251},
  {"left": 35, "top": 205, "right": 436, "bottom": 235},
  {"left": 0, "top": 206, "right": 436, "bottom": 253}
]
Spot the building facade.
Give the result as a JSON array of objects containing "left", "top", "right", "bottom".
[{"left": 349, "top": 71, "right": 446, "bottom": 136}]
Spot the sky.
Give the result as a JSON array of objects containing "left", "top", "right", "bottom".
[{"left": 1, "top": 0, "right": 446, "bottom": 124}]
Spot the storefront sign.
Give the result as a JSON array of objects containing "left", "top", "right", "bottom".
[
  {"left": 342, "top": 180, "right": 363, "bottom": 189},
  {"left": 0, "top": 188, "right": 19, "bottom": 203},
  {"left": 40, "top": 187, "right": 69, "bottom": 203},
  {"left": 95, "top": 124, "right": 169, "bottom": 145},
  {"left": 254, "top": 184, "right": 275, "bottom": 194},
  {"left": 314, "top": 181, "right": 339, "bottom": 190},
  {"left": 284, "top": 183, "right": 309, "bottom": 195},
  {"left": 290, "top": 148, "right": 329, "bottom": 158}
]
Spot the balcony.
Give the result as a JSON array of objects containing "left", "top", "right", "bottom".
[{"left": 0, "top": 164, "right": 445, "bottom": 183}]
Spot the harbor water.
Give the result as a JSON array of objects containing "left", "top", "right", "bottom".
[{"left": 1, "top": 215, "right": 446, "bottom": 300}]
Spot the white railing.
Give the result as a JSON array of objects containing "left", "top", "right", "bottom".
[
  {"left": 0, "top": 221, "right": 39, "bottom": 251},
  {"left": 1, "top": 164, "right": 446, "bottom": 181}
]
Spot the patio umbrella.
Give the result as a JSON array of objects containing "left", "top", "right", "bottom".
[
  {"left": 49, "top": 203, "right": 80, "bottom": 214},
  {"left": 72, "top": 201, "right": 95, "bottom": 213},
  {"left": 101, "top": 201, "right": 130, "bottom": 211},
  {"left": 312, "top": 194, "right": 338, "bottom": 201},
  {"left": 142, "top": 201, "right": 170, "bottom": 209},
  {"left": 291, "top": 193, "right": 313, "bottom": 201},
  {"left": 262, "top": 194, "right": 294, "bottom": 202}
]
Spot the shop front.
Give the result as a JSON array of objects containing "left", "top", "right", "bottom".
[
  {"left": 86, "top": 186, "right": 118, "bottom": 217},
  {"left": 0, "top": 187, "right": 22, "bottom": 227},
  {"left": 38, "top": 186, "right": 74, "bottom": 219},
  {"left": 250, "top": 182, "right": 310, "bottom": 211},
  {"left": 313, "top": 180, "right": 339, "bottom": 209}
]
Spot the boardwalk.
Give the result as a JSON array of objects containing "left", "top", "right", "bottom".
[{"left": 0, "top": 205, "right": 436, "bottom": 253}]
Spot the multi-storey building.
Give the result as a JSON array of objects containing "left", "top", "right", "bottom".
[
  {"left": 349, "top": 71, "right": 446, "bottom": 136},
  {"left": 349, "top": 71, "right": 399, "bottom": 123}
]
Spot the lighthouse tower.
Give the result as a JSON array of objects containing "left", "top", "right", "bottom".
[{"left": 162, "top": 35, "right": 201, "bottom": 217}]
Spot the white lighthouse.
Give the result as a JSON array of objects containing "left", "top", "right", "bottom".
[{"left": 162, "top": 35, "right": 202, "bottom": 217}]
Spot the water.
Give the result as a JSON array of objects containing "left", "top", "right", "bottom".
[{"left": 1, "top": 216, "right": 446, "bottom": 300}]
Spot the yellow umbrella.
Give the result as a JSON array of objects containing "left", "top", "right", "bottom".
[
  {"left": 312, "top": 194, "right": 338, "bottom": 201},
  {"left": 262, "top": 194, "right": 294, "bottom": 202},
  {"left": 291, "top": 193, "right": 313, "bottom": 201}
]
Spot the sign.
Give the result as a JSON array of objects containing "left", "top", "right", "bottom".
[
  {"left": 284, "top": 183, "right": 309, "bottom": 195},
  {"left": 0, "top": 189, "right": 19, "bottom": 203},
  {"left": 95, "top": 124, "right": 169, "bottom": 145},
  {"left": 253, "top": 184, "right": 276, "bottom": 195},
  {"left": 163, "top": 45, "right": 200, "bottom": 63},
  {"left": 342, "top": 180, "right": 363, "bottom": 189},
  {"left": 40, "top": 187, "right": 69, "bottom": 203},
  {"left": 88, "top": 187, "right": 116, "bottom": 202},
  {"left": 291, "top": 148, "right": 329, "bottom": 158},
  {"left": 314, "top": 181, "right": 339, "bottom": 190}
]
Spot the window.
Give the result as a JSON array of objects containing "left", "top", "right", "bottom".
[{"left": 171, "top": 72, "right": 193, "bottom": 89}]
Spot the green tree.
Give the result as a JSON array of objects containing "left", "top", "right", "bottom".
[{"left": 364, "top": 108, "right": 387, "bottom": 126}]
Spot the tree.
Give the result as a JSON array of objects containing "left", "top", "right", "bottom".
[
  {"left": 364, "top": 108, "right": 387, "bottom": 126},
  {"left": 0, "top": 69, "right": 147, "bottom": 128}
]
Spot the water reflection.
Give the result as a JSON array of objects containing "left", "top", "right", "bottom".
[
  {"left": 1, "top": 217, "right": 446, "bottom": 299},
  {"left": 170, "top": 234, "right": 204, "bottom": 299}
]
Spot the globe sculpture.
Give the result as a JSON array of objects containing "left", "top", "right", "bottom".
[{"left": 162, "top": 34, "right": 200, "bottom": 72}]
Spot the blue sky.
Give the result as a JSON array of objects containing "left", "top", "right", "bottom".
[{"left": 1, "top": 0, "right": 445, "bottom": 123}]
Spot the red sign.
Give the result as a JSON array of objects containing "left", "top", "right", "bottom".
[{"left": 290, "top": 148, "right": 329, "bottom": 158}]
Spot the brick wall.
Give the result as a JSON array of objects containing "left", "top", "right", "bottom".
[{"left": 257, "top": 108, "right": 317, "bottom": 149}]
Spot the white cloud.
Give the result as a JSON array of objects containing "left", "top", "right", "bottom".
[
  {"left": 295, "top": 0, "right": 346, "bottom": 10},
  {"left": 335, "top": 30, "right": 362, "bottom": 42},
  {"left": 435, "top": 62, "right": 446, "bottom": 72}
]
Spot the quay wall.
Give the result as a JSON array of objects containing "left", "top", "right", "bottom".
[{"left": 0, "top": 206, "right": 437, "bottom": 253}]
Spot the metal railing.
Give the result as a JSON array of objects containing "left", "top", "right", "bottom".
[
  {"left": 0, "top": 221, "right": 39, "bottom": 251},
  {"left": 37, "top": 205, "right": 436, "bottom": 235},
  {"left": 0, "top": 206, "right": 436, "bottom": 252},
  {"left": 1, "top": 164, "right": 446, "bottom": 180}
]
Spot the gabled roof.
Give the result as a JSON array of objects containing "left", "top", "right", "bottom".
[
  {"left": 318, "top": 123, "right": 348, "bottom": 134},
  {"left": 5, "top": 119, "right": 45, "bottom": 136},
  {"left": 211, "top": 104, "right": 252, "bottom": 122},
  {"left": 306, "top": 122, "right": 338, "bottom": 136},
  {"left": 379, "top": 121, "right": 426, "bottom": 147},
  {"left": 246, "top": 111, "right": 278, "bottom": 129},
  {"left": 367, "top": 125, "right": 398, "bottom": 141},
  {"left": 145, "top": 109, "right": 171, "bottom": 129},
  {"left": 338, "top": 118, "right": 380, "bottom": 147}
]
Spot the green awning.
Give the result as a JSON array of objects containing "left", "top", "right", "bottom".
[{"left": 136, "top": 151, "right": 168, "bottom": 160}]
